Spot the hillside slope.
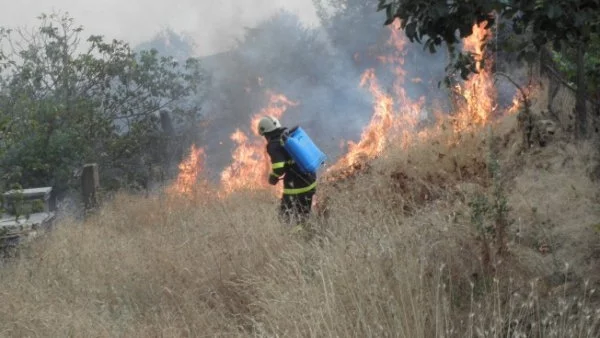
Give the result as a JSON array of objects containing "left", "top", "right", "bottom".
[{"left": 0, "top": 106, "right": 599, "bottom": 337}]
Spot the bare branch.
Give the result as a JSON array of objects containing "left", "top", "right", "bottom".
[{"left": 494, "top": 72, "right": 529, "bottom": 105}]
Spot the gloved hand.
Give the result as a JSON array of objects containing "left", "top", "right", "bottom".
[
  {"left": 280, "top": 128, "right": 290, "bottom": 142},
  {"left": 268, "top": 174, "right": 279, "bottom": 185}
]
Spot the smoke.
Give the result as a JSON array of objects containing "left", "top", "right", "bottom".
[
  {"left": 187, "top": 7, "right": 456, "bottom": 180},
  {"left": 6, "top": 1, "right": 515, "bottom": 183},
  {"left": 2, "top": 0, "right": 318, "bottom": 56},
  {"left": 194, "top": 11, "right": 369, "bottom": 178}
]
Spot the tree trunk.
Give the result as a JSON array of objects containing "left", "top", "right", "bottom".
[
  {"left": 575, "top": 43, "right": 587, "bottom": 139},
  {"left": 159, "top": 111, "right": 176, "bottom": 181}
]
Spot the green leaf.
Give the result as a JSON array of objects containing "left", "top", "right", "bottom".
[
  {"left": 0, "top": 12, "right": 206, "bottom": 194},
  {"left": 458, "top": 22, "right": 474, "bottom": 38},
  {"left": 405, "top": 21, "right": 418, "bottom": 41},
  {"left": 547, "top": 4, "right": 563, "bottom": 19},
  {"left": 385, "top": 5, "right": 394, "bottom": 24},
  {"left": 428, "top": 40, "right": 437, "bottom": 53}
]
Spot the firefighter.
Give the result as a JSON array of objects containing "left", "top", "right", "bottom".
[{"left": 257, "top": 116, "right": 317, "bottom": 228}]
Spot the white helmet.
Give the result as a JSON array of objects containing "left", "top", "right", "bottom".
[{"left": 257, "top": 116, "right": 282, "bottom": 136}]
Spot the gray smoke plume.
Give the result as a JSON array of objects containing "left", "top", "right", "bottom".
[
  {"left": 2, "top": 0, "right": 319, "bottom": 56},
  {"left": 194, "top": 9, "right": 450, "bottom": 178},
  {"left": 140, "top": 4, "right": 516, "bottom": 182}
]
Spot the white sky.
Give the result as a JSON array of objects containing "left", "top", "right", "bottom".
[{"left": 1, "top": 0, "right": 320, "bottom": 56}]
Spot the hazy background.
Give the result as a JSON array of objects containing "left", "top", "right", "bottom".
[
  {"left": 0, "top": 1, "right": 455, "bottom": 182},
  {"left": 6, "top": 1, "right": 510, "bottom": 189},
  {"left": 1, "top": 0, "right": 320, "bottom": 56}
]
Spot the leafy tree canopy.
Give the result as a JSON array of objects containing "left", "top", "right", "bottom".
[
  {"left": 0, "top": 12, "right": 206, "bottom": 195},
  {"left": 376, "top": 0, "right": 600, "bottom": 78},
  {"left": 376, "top": 0, "right": 600, "bottom": 137}
]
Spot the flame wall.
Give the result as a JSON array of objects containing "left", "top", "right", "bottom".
[{"left": 168, "top": 8, "right": 520, "bottom": 195}]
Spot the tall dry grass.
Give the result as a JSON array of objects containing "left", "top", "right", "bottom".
[{"left": 1, "top": 119, "right": 599, "bottom": 337}]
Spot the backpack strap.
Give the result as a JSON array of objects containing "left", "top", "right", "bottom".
[{"left": 279, "top": 128, "right": 290, "bottom": 147}]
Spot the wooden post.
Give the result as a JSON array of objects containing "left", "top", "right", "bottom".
[
  {"left": 574, "top": 43, "right": 587, "bottom": 139},
  {"left": 81, "top": 163, "right": 100, "bottom": 212}
]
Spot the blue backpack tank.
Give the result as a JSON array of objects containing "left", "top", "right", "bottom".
[{"left": 282, "top": 127, "right": 327, "bottom": 175}]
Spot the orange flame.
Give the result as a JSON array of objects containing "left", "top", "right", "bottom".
[
  {"left": 219, "top": 129, "right": 271, "bottom": 195},
  {"left": 386, "top": 19, "right": 428, "bottom": 147},
  {"left": 326, "top": 18, "right": 427, "bottom": 176},
  {"left": 507, "top": 95, "right": 522, "bottom": 115},
  {"left": 452, "top": 21, "right": 496, "bottom": 130},
  {"left": 219, "top": 92, "right": 298, "bottom": 196},
  {"left": 326, "top": 20, "right": 497, "bottom": 178},
  {"left": 327, "top": 69, "right": 394, "bottom": 173},
  {"left": 506, "top": 82, "right": 539, "bottom": 116},
  {"left": 168, "top": 144, "right": 206, "bottom": 196},
  {"left": 170, "top": 19, "right": 517, "bottom": 195}
]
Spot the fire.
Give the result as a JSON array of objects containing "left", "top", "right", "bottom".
[
  {"left": 326, "top": 18, "right": 426, "bottom": 177},
  {"left": 506, "top": 81, "right": 540, "bottom": 116},
  {"left": 219, "top": 92, "right": 298, "bottom": 196},
  {"left": 219, "top": 129, "right": 271, "bottom": 194},
  {"left": 451, "top": 21, "right": 496, "bottom": 130},
  {"left": 167, "top": 91, "right": 297, "bottom": 198},
  {"left": 507, "top": 95, "right": 522, "bottom": 115},
  {"left": 377, "top": 18, "right": 407, "bottom": 79},
  {"left": 326, "top": 20, "right": 497, "bottom": 178},
  {"left": 250, "top": 91, "right": 298, "bottom": 137},
  {"left": 169, "top": 19, "right": 514, "bottom": 197},
  {"left": 168, "top": 144, "right": 206, "bottom": 196},
  {"left": 327, "top": 69, "right": 394, "bottom": 174}
]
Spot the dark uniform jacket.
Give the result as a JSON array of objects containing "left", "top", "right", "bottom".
[{"left": 266, "top": 128, "right": 317, "bottom": 195}]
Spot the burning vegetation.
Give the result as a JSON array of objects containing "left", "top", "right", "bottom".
[
  {"left": 219, "top": 93, "right": 297, "bottom": 197},
  {"left": 168, "top": 21, "right": 520, "bottom": 196},
  {"left": 167, "top": 145, "right": 206, "bottom": 196},
  {"left": 3, "top": 8, "right": 600, "bottom": 338},
  {"left": 169, "top": 91, "right": 297, "bottom": 198}
]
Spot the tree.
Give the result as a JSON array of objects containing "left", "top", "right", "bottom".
[
  {"left": 0, "top": 12, "right": 206, "bottom": 195},
  {"left": 134, "top": 28, "right": 197, "bottom": 63},
  {"left": 314, "top": 0, "right": 389, "bottom": 65},
  {"left": 376, "top": 0, "right": 600, "bottom": 138},
  {"left": 552, "top": 33, "right": 600, "bottom": 104}
]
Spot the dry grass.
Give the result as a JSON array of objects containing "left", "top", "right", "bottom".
[{"left": 1, "top": 116, "right": 600, "bottom": 337}]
